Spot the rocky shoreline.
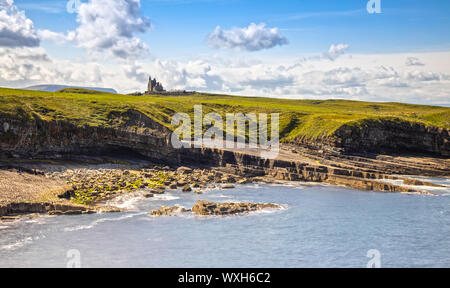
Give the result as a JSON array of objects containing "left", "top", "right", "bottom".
[
  {"left": 0, "top": 162, "right": 264, "bottom": 219},
  {"left": 1, "top": 105, "right": 449, "bottom": 221},
  {"left": 1, "top": 152, "right": 448, "bottom": 220}
]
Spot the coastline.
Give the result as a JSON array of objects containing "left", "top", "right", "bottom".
[{"left": 1, "top": 148, "right": 449, "bottom": 220}]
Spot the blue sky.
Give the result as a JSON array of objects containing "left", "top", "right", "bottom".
[
  {"left": 15, "top": 0, "right": 450, "bottom": 58},
  {"left": 1, "top": 0, "right": 450, "bottom": 104}
]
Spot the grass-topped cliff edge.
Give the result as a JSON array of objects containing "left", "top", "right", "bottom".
[{"left": 0, "top": 87, "right": 448, "bottom": 155}]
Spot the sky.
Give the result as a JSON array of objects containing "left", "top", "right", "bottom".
[{"left": 1, "top": 0, "right": 450, "bottom": 104}]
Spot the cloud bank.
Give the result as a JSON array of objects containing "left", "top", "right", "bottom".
[{"left": 405, "top": 57, "right": 425, "bottom": 67}]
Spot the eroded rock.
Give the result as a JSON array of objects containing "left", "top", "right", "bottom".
[
  {"left": 192, "top": 200, "right": 281, "bottom": 216},
  {"left": 182, "top": 185, "right": 192, "bottom": 192},
  {"left": 150, "top": 206, "right": 190, "bottom": 216},
  {"left": 222, "top": 184, "right": 235, "bottom": 189}
]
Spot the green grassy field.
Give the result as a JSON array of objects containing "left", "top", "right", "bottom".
[{"left": 0, "top": 87, "right": 448, "bottom": 141}]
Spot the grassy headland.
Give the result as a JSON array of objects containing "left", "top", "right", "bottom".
[{"left": 0, "top": 87, "right": 448, "bottom": 142}]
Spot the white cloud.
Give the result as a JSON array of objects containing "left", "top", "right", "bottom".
[
  {"left": 3, "top": 49, "right": 450, "bottom": 105},
  {"left": 407, "top": 70, "right": 442, "bottom": 82},
  {"left": 324, "top": 43, "right": 349, "bottom": 61},
  {"left": 73, "top": 0, "right": 151, "bottom": 59},
  {"left": 208, "top": 23, "right": 288, "bottom": 52},
  {"left": 0, "top": 0, "right": 40, "bottom": 47},
  {"left": 286, "top": 43, "right": 350, "bottom": 64},
  {"left": 34, "top": 0, "right": 152, "bottom": 59},
  {"left": 405, "top": 56, "right": 424, "bottom": 66},
  {"left": 37, "top": 0, "right": 151, "bottom": 59},
  {"left": 37, "top": 29, "right": 74, "bottom": 44},
  {"left": 1, "top": 1, "right": 449, "bottom": 109}
]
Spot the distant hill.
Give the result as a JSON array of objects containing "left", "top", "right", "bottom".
[
  {"left": 24, "top": 85, "right": 117, "bottom": 94},
  {"left": 57, "top": 88, "right": 115, "bottom": 95}
]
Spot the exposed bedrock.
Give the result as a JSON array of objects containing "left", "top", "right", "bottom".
[
  {"left": 0, "top": 110, "right": 174, "bottom": 160},
  {"left": 291, "top": 118, "right": 449, "bottom": 156},
  {"left": 149, "top": 201, "right": 281, "bottom": 216},
  {"left": 1, "top": 111, "right": 448, "bottom": 194}
]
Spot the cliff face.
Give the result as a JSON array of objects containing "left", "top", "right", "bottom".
[
  {"left": 289, "top": 118, "right": 449, "bottom": 156},
  {"left": 333, "top": 119, "right": 449, "bottom": 156},
  {"left": 1, "top": 111, "right": 448, "bottom": 195},
  {"left": 1, "top": 111, "right": 448, "bottom": 160},
  {"left": 0, "top": 110, "right": 175, "bottom": 160},
  {"left": 2, "top": 109, "right": 449, "bottom": 164}
]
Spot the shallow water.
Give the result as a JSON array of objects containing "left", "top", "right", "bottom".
[{"left": 0, "top": 182, "right": 449, "bottom": 268}]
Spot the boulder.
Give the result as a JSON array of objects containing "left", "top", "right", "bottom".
[
  {"left": 191, "top": 200, "right": 280, "bottom": 216},
  {"left": 237, "top": 178, "right": 250, "bottom": 184},
  {"left": 222, "top": 184, "right": 235, "bottom": 189},
  {"left": 182, "top": 185, "right": 192, "bottom": 192},
  {"left": 151, "top": 187, "right": 165, "bottom": 194},
  {"left": 177, "top": 167, "right": 193, "bottom": 175},
  {"left": 177, "top": 180, "right": 187, "bottom": 187},
  {"left": 150, "top": 206, "right": 190, "bottom": 216}
]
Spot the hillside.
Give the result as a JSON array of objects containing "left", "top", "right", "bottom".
[{"left": 0, "top": 87, "right": 449, "bottom": 156}]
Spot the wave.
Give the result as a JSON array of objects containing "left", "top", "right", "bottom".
[
  {"left": 153, "top": 194, "right": 180, "bottom": 201},
  {"left": 0, "top": 235, "right": 46, "bottom": 251},
  {"left": 244, "top": 184, "right": 261, "bottom": 189},
  {"left": 210, "top": 194, "right": 235, "bottom": 199},
  {"left": 377, "top": 179, "right": 450, "bottom": 195},
  {"left": 63, "top": 212, "right": 145, "bottom": 232},
  {"left": 250, "top": 204, "right": 289, "bottom": 215},
  {"left": 0, "top": 237, "right": 33, "bottom": 251},
  {"left": 105, "top": 193, "right": 142, "bottom": 210},
  {"left": 24, "top": 217, "right": 49, "bottom": 225}
]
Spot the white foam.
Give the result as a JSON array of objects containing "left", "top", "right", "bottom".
[
  {"left": 106, "top": 193, "right": 142, "bottom": 210},
  {"left": 401, "top": 176, "right": 450, "bottom": 187},
  {"left": 24, "top": 217, "right": 48, "bottom": 225},
  {"left": 245, "top": 184, "right": 261, "bottom": 189},
  {"left": 250, "top": 204, "right": 288, "bottom": 214},
  {"left": 377, "top": 179, "right": 450, "bottom": 195},
  {"left": 154, "top": 194, "right": 180, "bottom": 201},
  {"left": 0, "top": 235, "right": 43, "bottom": 251},
  {"left": 210, "top": 194, "right": 235, "bottom": 199},
  {"left": 64, "top": 212, "right": 145, "bottom": 232},
  {"left": 63, "top": 224, "right": 95, "bottom": 232}
]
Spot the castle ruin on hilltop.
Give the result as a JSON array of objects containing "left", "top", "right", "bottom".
[
  {"left": 147, "top": 76, "right": 165, "bottom": 93},
  {"left": 144, "top": 75, "right": 195, "bottom": 96}
]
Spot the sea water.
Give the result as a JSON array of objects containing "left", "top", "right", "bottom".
[{"left": 0, "top": 182, "right": 449, "bottom": 268}]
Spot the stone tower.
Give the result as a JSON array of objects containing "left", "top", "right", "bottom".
[{"left": 147, "top": 76, "right": 164, "bottom": 93}]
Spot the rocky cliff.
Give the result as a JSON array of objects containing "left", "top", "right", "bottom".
[
  {"left": 1, "top": 110, "right": 448, "bottom": 195},
  {"left": 290, "top": 118, "right": 449, "bottom": 156},
  {"left": 0, "top": 110, "right": 174, "bottom": 160},
  {"left": 333, "top": 118, "right": 449, "bottom": 156}
]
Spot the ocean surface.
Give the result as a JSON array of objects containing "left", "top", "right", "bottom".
[{"left": 0, "top": 182, "right": 449, "bottom": 268}]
